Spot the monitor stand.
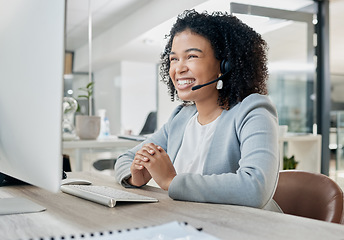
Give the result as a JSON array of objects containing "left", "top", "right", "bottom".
[
  {"left": 0, "top": 198, "right": 46, "bottom": 215},
  {"left": 0, "top": 172, "right": 29, "bottom": 186},
  {"left": 0, "top": 173, "right": 46, "bottom": 215}
]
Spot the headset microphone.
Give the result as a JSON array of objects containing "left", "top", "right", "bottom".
[
  {"left": 191, "top": 59, "right": 231, "bottom": 91},
  {"left": 191, "top": 72, "right": 228, "bottom": 91}
]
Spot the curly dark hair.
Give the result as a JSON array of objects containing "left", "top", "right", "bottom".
[{"left": 160, "top": 9, "right": 268, "bottom": 108}]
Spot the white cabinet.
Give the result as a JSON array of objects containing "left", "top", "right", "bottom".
[{"left": 279, "top": 134, "right": 322, "bottom": 173}]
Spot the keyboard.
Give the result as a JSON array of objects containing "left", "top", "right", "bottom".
[{"left": 60, "top": 185, "right": 158, "bottom": 207}]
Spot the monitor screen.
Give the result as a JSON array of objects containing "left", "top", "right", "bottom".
[{"left": 0, "top": 0, "right": 65, "bottom": 194}]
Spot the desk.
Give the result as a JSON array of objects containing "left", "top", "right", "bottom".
[
  {"left": 1, "top": 172, "right": 344, "bottom": 240},
  {"left": 63, "top": 136, "right": 140, "bottom": 171},
  {"left": 279, "top": 134, "right": 322, "bottom": 173}
]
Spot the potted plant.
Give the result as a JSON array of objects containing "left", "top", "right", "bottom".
[
  {"left": 75, "top": 82, "right": 101, "bottom": 140},
  {"left": 283, "top": 155, "right": 299, "bottom": 170}
]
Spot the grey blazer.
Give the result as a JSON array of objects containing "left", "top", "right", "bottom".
[{"left": 115, "top": 94, "right": 281, "bottom": 211}]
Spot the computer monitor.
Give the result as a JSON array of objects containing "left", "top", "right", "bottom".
[{"left": 0, "top": 0, "right": 65, "bottom": 213}]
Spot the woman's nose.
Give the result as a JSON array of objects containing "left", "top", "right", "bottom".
[{"left": 175, "top": 60, "right": 188, "bottom": 74}]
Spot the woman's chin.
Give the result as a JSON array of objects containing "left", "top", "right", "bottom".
[{"left": 177, "top": 94, "right": 192, "bottom": 102}]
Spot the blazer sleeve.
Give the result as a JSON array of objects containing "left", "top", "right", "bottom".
[{"left": 168, "top": 95, "right": 279, "bottom": 209}]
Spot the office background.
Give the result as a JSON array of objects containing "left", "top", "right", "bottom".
[{"left": 63, "top": 0, "right": 343, "bottom": 180}]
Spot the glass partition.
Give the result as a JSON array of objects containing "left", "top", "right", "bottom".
[
  {"left": 231, "top": 2, "right": 317, "bottom": 134},
  {"left": 336, "top": 111, "right": 344, "bottom": 171},
  {"left": 268, "top": 67, "right": 314, "bottom": 133},
  {"left": 64, "top": 72, "right": 95, "bottom": 116}
]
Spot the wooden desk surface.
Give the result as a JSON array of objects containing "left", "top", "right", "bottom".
[{"left": 0, "top": 172, "right": 344, "bottom": 240}]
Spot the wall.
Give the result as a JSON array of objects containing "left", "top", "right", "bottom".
[
  {"left": 94, "top": 61, "right": 157, "bottom": 136},
  {"left": 121, "top": 61, "right": 157, "bottom": 135}
]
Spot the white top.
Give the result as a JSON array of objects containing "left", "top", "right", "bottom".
[{"left": 174, "top": 112, "right": 220, "bottom": 174}]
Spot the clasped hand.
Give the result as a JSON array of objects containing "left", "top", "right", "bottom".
[{"left": 129, "top": 143, "right": 176, "bottom": 190}]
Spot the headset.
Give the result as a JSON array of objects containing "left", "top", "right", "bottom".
[
  {"left": 220, "top": 59, "right": 230, "bottom": 74},
  {"left": 192, "top": 59, "right": 231, "bottom": 91}
]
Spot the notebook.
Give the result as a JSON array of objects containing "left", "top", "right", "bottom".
[{"left": 23, "top": 221, "right": 219, "bottom": 240}]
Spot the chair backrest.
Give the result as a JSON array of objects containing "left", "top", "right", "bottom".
[
  {"left": 139, "top": 111, "right": 157, "bottom": 135},
  {"left": 273, "top": 170, "right": 344, "bottom": 223}
]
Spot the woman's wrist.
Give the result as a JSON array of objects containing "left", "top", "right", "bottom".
[{"left": 127, "top": 176, "right": 138, "bottom": 187}]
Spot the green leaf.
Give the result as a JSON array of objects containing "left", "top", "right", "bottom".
[
  {"left": 78, "top": 95, "right": 89, "bottom": 99},
  {"left": 86, "top": 82, "right": 94, "bottom": 89},
  {"left": 283, "top": 155, "right": 299, "bottom": 170}
]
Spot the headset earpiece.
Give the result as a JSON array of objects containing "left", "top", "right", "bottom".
[{"left": 220, "top": 60, "right": 231, "bottom": 74}]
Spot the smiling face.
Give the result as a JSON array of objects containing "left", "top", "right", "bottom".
[{"left": 169, "top": 29, "right": 221, "bottom": 104}]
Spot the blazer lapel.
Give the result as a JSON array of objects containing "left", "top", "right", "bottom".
[{"left": 168, "top": 105, "right": 197, "bottom": 163}]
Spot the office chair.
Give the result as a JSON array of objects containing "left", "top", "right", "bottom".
[
  {"left": 273, "top": 170, "right": 344, "bottom": 224},
  {"left": 93, "top": 158, "right": 116, "bottom": 171},
  {"left": 92, "top": 111, "right": 157, "bottom": 171},
  {"left": 63, "top": 154, "right": 72, "bottom": 172},
  {"left": 139, "top": 111, "right": 157, "bottom": 135}
]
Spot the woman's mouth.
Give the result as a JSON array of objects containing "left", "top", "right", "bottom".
[{"left": 177, "top": 79, "right": 195, "bottom": 86}]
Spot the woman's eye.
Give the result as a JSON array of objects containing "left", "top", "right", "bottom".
[
  {"left": 188, "top": 55, "right": 198, "bottom": 59},
  {"left": 170, "top": 57, "right": 178, "bottom": 61}
]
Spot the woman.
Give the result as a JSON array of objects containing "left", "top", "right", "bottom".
[{"left": 115, "top": 10, "right": 280, "bottom": 211}]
